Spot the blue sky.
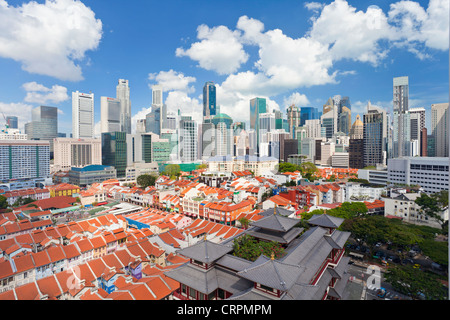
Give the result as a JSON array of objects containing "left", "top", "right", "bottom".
[{"left": 0, "top": 0, "right": 448, "bottom": 136}]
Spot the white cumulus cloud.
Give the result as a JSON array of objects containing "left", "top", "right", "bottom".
[
  {"left": 176, "top": 24, "right": 249, "bottom": 75},
  {"left": 22, "top": 81, "right": 69, "bottom": 104},
  {"left": 148, "top": 69, "right": 196, "bottom": 93},
  {"left": 0, "top": 0, "right": 102, "bottom": 81}
]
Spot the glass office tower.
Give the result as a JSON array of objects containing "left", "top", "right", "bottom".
[
  {"left": 102, "top": 131, "right": 127, "bottom": 178},
  {"left": 25, "top": 105, "right": 58, "bottom": 156},
  {"left": 203, "top": 81, "right": 216, "bottom": 119},
  {"left": 249, "top": 97, "right": 267, "bottom": 156},
  {"left": 5, "top": 116, "right": 18, "bottom": 129}
]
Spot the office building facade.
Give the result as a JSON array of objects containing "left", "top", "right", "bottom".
[
  {"left": 102, "top": 132, "right": 127, "bottom": 178},
  {"left": 388, "top": 157, "right": 449, "bottom": 193},
  {"left": 101, "top": 97, "right": 122, "bottom": 133},
  {"left": 363, "top": 103, "right": 387, "bottom": 167},
  {"left": 203, "top": 81, "right": 216, "bottom": 119},
  {"left": 53, "top": 138, "right": 102, "bottom": 172},
  {"left": 393, "top": 76, "right": 409, "bottom": 158},
  {"left": 72, "top": 91, "right": 94, "bottom": 139},
  {"left": 24, "top": 106, "right": 58, "bottom": 155},
  {"left": 116, "top": 79, "right": 132, "bottom": 134},
  {"left": 249, "top": 97, "right": 267, "bottom": 155},
  {"left": 431, "top": 103, "right": 449, "bottom": 157}
]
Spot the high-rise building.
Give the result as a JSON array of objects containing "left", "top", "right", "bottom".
[
  {"left": 24, "top": 105, "right": 58, "bottom": 155},
  {"left": 146, "top": 106, "right": 161, "bottom": 135},
  {"left": 349, "top": 115, "right": 364, "bottom": 169},
  {"left": 0, "top": 139, "right": 50, "bottom": 182},
  {"left": 116, "top": 79, "right": 131, "bottom": 134},
  {"left": 249, "top": 97, "right": 267, "bottom": 155},
  {"left": 409, "top": 107, "right": 425, "bottom": 156},
  {"left": 101, "top": 131, "right": 127, "bottom": 178},
  {"left": 100, "top": 97, "right": 122, "bottom": 133},
  {"left": 338, "top": 106, "right": 351, "bottom": 135},
  {"left": 203, "top": 81, "right": 216, "bottom": 120},
  {"left": 179, "top": 116, "right": 198, "bottom": 162},
  {"left": 152, "top": 85, "right": 163, "bottom": 107},
  {"left": 286, "top": 105, "right": 301, "bottom": 138},
  {"left": 212, "top": 113, "right": 234, "bottom": 157},
  {"left": 136, "top": 119, "right": 146, "bottom": 134},
  {"left": 363, "top": 102, "right": 387, "bottom": 167},
  {"left": 5, "top": 116, "right": 18, "bottom": 129},
  {"left": 420, "top": 128, "right": 427, "bottom": 157},
  {"left": 431, "top": 103, "right": 449, "bottom": 157},
  {"left": 72, "top": 91, "right": 94, "bottom": 139},
  {"left": 393, "top": 76, "right": 409, "bottom": 157},
  {"left": 321, "top": 104, "right": 337, "bottom": 139},
  {"left": 53, "top": 138, "right": 102, "bottom": 172},
  {"left": 300, "top": 107, "right": 319, "bottom": 126}
]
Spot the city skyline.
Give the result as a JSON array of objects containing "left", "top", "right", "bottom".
[{"left": 0, "top": 0, "right": 448, "bottom": 136}]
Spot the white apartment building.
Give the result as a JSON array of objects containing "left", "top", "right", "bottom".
[
  {"left": 331, "top": 152, "right": 348, "bottom": 168},
  {"left": 0, "top": 140, "right": 50, "bottom": 183},
  {"left": 387, "top": 157, "right": 449, "bottom": 193},
  {"left": 53, "top": 138, "right": 102, "bottom": 172},
  {"left": 0, "top": 128, "right": 27, "bottom": 140},
  {"left": 72, "top": 91, "right": 94, "bottom": 139},
  {"left": 341, "top": 182, "right": 385, "bottom": 202},
  {"left": 384, "top": 193, "right": 447, "bottom": 228}
]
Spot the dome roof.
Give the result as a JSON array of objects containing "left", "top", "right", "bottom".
[
  {"left": 213, "top": 113, "right": 232, "bottom": 120},
  {"left": 352, "top": 114, "right": 363, "bottom": 128}
]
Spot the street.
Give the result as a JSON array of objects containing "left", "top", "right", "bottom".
[{"left": 343, "top": 260, "right": 412, "bottom": 300}]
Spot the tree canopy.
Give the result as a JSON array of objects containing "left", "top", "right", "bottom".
[
  {"left": 137, "top": 174, "right": 157, "bottom": 188},
  {"left": 162, "top": 164, "right": 181, "bottom": 179},
  {"left": 385, "top": 265, "right": 447, "bottom": 300},
  {"left": 0, "top": 195, "right": 7, "bottom": 209},
  {"left": 277, "top": 161, "right": 318, "bottom": 181},
  {"left": 415, "top": 191, "right": 448, "bottom": 229},
  {"left": 232, "top": 235, "right": 285, "bottom": 261}
]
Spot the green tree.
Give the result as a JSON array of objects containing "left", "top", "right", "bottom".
[
  {"left": 415, "top": 193, "right": 445, "bottom": 229},
  {"left": 385, "top": 265, "right": 447, "bottom": 300},
  {"left": 137, "top": 174, "right": 157, "bottom": 188},
  {"left": 238, "top": 217, "right": 250, "bottom": 229},
  {"left": 277, "top": 162, "right": 297, "bottom": 173},
  {"left": 0, "top": 195, "right": 8, "bottom": 209},
  {"left": 163, "top": 164, "right": 181, "bottom": 178},
  {"left": 232, "top": 235, "right": 285, "bottom": 261},
  {"left": 299, "top": 162, "right": 318, "bottom": 181}
]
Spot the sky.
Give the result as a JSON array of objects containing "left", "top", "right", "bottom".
[{"left": 0, "top": 0, "right": 448, "bottom": 137}]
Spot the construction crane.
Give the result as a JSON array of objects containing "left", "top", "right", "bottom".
[{"left": 2, "top": 112, "right": 9, "bottom": 132}]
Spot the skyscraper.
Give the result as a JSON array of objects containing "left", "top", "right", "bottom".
[
  {"left": 116, "top": 79, "right": 131, "bottom": 134},
  {"left": 203, "top": 81, "right": 216, "bottom": 120},
  {"left": 101, "top": 97, "right": 122, "bottom": 133},
  {"left": 349, "top": 115, "right": 364, "bottom": 169},
  {"left": 363, "top": 102, "right": 387, "bottom": 167},
  {"left": 249, "top": 97, "right": 267, "bottom": 155},
  {"left": 431, "top": 103, "right": 449, "bottom": 157},
  {"left": 286, "top": 105, "right": 300, "bottom": 138},
  {"left": 409, "top": 107, "right": 426, "bottom": 155},
  {"left": 102, "top": 131, "right": 127, "bottom": 178},
  {"left": 299, "top": 107, "right": 319, "bottom": 126},
  {"left": 24, "top": 105, "right": 58, "bottom": 155},
  {"left": 152, "top": 85, "right": 163, "bottom": 107},
  {"left": 179, "top": 116, "right": 198, "bottom": 162},
  {"left": 72, "top": 91, "right": 94, "bottom": 139},
  {"left": 393, "top": 76, "right": 409, "bottom": 157},
  {"left": 5, "top": 116, "right": 18, "bottom": 129}
]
